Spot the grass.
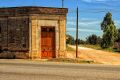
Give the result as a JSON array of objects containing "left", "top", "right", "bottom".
[
  {"left": 80, "top": 44, "right": 119, "bottom": 53},
  {"left": 47, "top": 58, "right": 98, "bottom": 64},
  {"left": 66, "top": 45, "right": 75, "bottom": 52},
  {"left": 80, "top": 44, "right": 101, "bottom": 50},
  {"left": 19, "top": 58, "right": 98, "bottom": 64}
]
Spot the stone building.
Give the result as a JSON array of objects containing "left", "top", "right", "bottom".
[{"left": 0, "top": 6, "right": 68, "bottom": 59}]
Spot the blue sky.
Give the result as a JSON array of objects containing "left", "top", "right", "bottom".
[{"left": 0, "top": 0, "right": 120, "bottom": 40}]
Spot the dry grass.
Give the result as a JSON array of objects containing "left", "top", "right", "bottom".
[{"left": 48, "top": 58, "right": 96, "bottom": 64}]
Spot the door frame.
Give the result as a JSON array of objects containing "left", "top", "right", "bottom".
[{"left": 41, "top": 26, "right": 56, "bottom": 58}]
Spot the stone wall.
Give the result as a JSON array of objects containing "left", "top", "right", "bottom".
[
  {"left": 29, "top": 16, "right": 39, "bottom": 59},
  {"left": 0, "top": 6, "right": 68, "bottom": 17},
  {"left": 30, "top": 14, "right": 67, "bottom": 58},
  {"left": 58, "top": 20, "right": 66, "bottom": 58},
  {"left": 0, "top": 6, "right": 68, "bottom": 59},
  {"left": 0, "top": 16, "right": 29, "bottom": 52},
  {"left": 0, "top": 18, "right": 7, "bottom": 50}
]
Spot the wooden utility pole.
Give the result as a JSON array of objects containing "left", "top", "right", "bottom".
[
  {"left": 76, "top": 7, "right": 79, "bottom": 58},
  {"left": 62, "top": 0, "right": 64, "bottom": 8}
]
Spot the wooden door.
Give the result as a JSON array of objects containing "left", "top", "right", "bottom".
[{"left": 41, "top": 27, "right": 55, "bottom": 58}]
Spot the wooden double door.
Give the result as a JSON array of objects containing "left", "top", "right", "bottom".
[{"left": 41, "top": 27, "right": 55, "bottom": 58}]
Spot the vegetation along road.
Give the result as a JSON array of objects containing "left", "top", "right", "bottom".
[{"left": 0, "top": 59, "right": 120, "bottom": 80}]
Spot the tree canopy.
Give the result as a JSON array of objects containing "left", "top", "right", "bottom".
[
  {"left": 66, "top": 34, "right": 75, "bottom": 45},
  {"left": 101, "top": 12, "right": 117, "bottom": 48}
]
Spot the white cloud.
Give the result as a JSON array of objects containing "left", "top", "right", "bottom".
[
  {"left": 67, "top": 27, "right": 102, "bottom": 33},
  {"left": 82, "top": 0, "right": 92, "bottom": 3},
  {"left": 67, "top": 20, "right": 100, "bottom": 26},
  {"left": 82, "top": 0, "right": 108, "bottom": 3},
  {"left": 114, "top": 20, "right": 120, "bottom": 28},
  {"left": 82, "top": 0, "right": 119, "bottom": 3},
  {"left": 67, "top": 16, "right": 76, "bottom": 20}
]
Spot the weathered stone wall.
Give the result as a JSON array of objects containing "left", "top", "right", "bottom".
[
  {"left": 29, "top": 16, "right": 39, "bottom": 58},
  {"left": 0, "top": 6, "right": 68, "bottom": 59},
  {"left": 0, "top": 18, "right": 7, "bottom": 50},
  {"left": 0, "top": 6, "right": 68, "bottom": 17},
  {"left": 29, "top": 14, "right": 67, "bottom": 58},
  {"left": 58, "top": 20, "right": 66, "bottom": 58},
  {"left": 0, "top": 16, "right": 29, "bottom": 52}
]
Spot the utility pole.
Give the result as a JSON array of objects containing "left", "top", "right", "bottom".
[
  {"left": 62, "top": 0, "right": 64, "bottom": 8},
  {"left": 76, "top": 7, "right": 79, "bottom": 58}
]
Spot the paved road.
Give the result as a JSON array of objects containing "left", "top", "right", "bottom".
[{"left": 0, "top": 60, "right": 120, "bottom": 80}]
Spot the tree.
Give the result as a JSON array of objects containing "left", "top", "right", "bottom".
[
  {"left": 78, "top": 39, "right": 86, "bottom": 44},
  {"left": 97, "top": 36, "right": 102, "bottom": 44},
  {"left": 115, "top": 28, "right": 120, "bottom": 42},
  {"left": 86, "top": 34, "right": 98, "bottom": 45},
  {"left": 101, "top": 12, "right": 117, "bottom": 48},
  {"left": 75, "top": 39, "right": 86, "bottom": 44},
  {"left": 66, "top": 34, "right": 75, "bottom": 45}
]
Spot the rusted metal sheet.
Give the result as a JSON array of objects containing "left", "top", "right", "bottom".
[{"left": 41, "top": 27, "right": 55, "bottom": 58}]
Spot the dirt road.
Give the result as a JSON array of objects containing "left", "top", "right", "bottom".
[{"left": 67, "top": 45, "right": 120, "bottom": 65}]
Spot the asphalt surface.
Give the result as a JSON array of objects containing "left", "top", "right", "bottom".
[{"left": 0, "top": 60, "right": 120, "bottom": 80}]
